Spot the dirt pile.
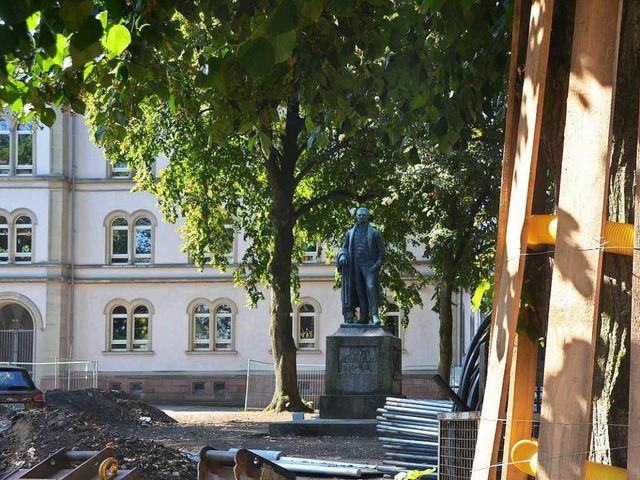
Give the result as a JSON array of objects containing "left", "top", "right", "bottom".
[{"left": 0, "top": 389, "right": 196, "bottom": 479}]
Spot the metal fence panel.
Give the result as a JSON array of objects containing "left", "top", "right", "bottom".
[
  {"left": 244, "top": 360, "right": 438, "bottom": 411},
  {"left": 0, "top": 359, "right": 98, "bottom": 391}
]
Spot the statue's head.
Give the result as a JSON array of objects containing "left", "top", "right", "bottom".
[{"left": 356, "top": 207, "right": 370, "bottom": 224}]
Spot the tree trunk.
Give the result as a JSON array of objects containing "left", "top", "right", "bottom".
[
  {"left": 264, "top": 101, "right": 311, "bottom": 413},
  {"left": 265, "top": 185, "right": 310, "bottom": 412},
  {"left": 590, "top": 0, "right": 640, "bottom": 466},
  {"left": 437, "top": 272, "right": 456, "bottom": 387}
]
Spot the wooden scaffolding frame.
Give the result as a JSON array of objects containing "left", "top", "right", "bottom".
[{"left": 470, "top": 0, "right": 632, "bottom": 479}]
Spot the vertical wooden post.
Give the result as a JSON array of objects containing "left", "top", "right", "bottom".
[
  {"left": 627, "top": 139, "right": 640, "bottom": 476},
  {"left": 536, "top": 1, "right": 623, "bottom": 479},
  {"left": 489, "top": 0, "right": 531, "bottom": 333},
  {"left": 470, "top": 1, "right": 553, "bottom": 479},
  {"left": 501, "top": 333, "right": 537, "bottom": 480}
]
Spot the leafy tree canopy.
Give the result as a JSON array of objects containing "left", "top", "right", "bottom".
[{"left": 0, "top": 0, "right": 511, "bottom": 408}]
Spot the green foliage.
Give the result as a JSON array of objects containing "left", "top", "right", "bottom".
[
  {"left": 1, "top": 0, "right": 512, "bottom": 408},
  {"left": 395, "top": 134, "right": 503, "bottom": 305},
  {"left": 471, "top": 279, "right": 493, "bottom": 313}
]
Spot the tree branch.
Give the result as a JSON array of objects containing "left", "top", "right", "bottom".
[
  {"left": 294, "top": 138, "right": 347, "bottom": 186},
  {"left": 293, "top": 189, "right": 354, "bottom": 220}
]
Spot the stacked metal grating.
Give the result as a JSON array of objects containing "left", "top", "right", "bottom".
[{"left": 376, "top": 397, "right": 453, "bottom": 478}]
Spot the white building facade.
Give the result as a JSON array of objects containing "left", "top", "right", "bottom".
[{"left": 0, "top": 113, "right": 478, "bottom": 404}]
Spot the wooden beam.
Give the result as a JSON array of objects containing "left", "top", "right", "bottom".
[
  {"left": 626, "top": 127, "right": 640, "bottom": 476},
  {"left": 536, "top": 1, "right": 623, "bottom": 479},
  {"left": 501, "top": 333, "right": 538, "bottom": 480},
  {"left": 470, "top": 1, "right": 553, "bottom": 478},
  {"left": 489, "top": 0, "right": 531, "bottom": 334}
]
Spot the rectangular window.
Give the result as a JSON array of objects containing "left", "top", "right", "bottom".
[
  {"left": 302, "top": 242, "right": 319, "bottom": 263},
  {"left": 299, "top": 314, "right": 316, "bottom": 350},
  {"left": 194, "top": 315, "right": 210, "bottom": 350},
  {"left": 214, "top": 382, "right": 226, "bottom": 395},
  {"left": 111, "top": 228, "right": 129, "bottom": 264},
  {"left": 0, "top": 218, "right": 8, "bottom": 263},
  {"left": 134, "top": 218, "right": 152, "bottom": 264},
  {"left": 192, "top": 382, "right": 206, "bottom": 394},
  {"left": 215, "top": 316, "right": 232, "bottom": 350},
  {"left": 215, "top": 307, "right": 232, "bottom": 350},
  {"left": 109, "top": 383, "right": 122, "bottom": 391},
  {"left": 134, "top": 228, "right": 151, "bottom": 264},
  {"left": 130, "top": 383, "right": 143, "bottom": 396},
  {"left": 111, "top": 316, "right": 128, "bottom": 350},
  {"left": 14, "top": 224, "right": 32, "bottom": 263},
  {"left": 133, "top": 313, "right": 149, "bottom": 350},
  {"left": 224, "top": 225, "right": 235, "bottom": 263},
  {"left": 16, "top": 126, "right": 33, "bottom": 175},
  {"left": 0, "top": 132, "right": 9, "bottom": 175},
  {"left": 111, "top": 159, "right": 131, "bottom": 178}
]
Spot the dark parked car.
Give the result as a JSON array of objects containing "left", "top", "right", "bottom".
[{"left": 0, "top": 366, "right": 45, "bottom": 414}]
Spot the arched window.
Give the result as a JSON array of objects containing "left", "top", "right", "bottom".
[
  {"left": 0, "top": 216, "right": 8, "bottom": 263},
  {"left": 107, "top": 302, "right": 153, "bottom": 352},
  {"left": 107, "top": 213, "right": 155, "bottom": 265},
  {"left": 0, "top": 211, "right": 36, "bottom": 264},
  {"left": 297, "top": 303, "right": 317, "bottom": 350},
  {"left": 111, "top": 218, "right": 129, "bottom": 264},
  {"left": 0, "top": 117, "right": 34, "bottom": 176},
  {"left": 189, "top": 300, "right": 236, "bottom": 352},
  {"left": 14, "top": 215, "right": 33, "bottom": 263}
]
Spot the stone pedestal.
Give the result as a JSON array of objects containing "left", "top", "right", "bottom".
[{"left": 319, "top": 324, "right": 402, "bottom": 419}]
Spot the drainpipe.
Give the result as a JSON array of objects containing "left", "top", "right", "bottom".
[{"left": 67, "top": 114, "right": 77, "bottom": 360}]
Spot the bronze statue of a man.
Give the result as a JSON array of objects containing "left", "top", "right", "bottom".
[{"left": 337, "top": 207, "right": 386, "bottom": 324}]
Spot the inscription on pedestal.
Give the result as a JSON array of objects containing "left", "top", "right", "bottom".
[{"left": 338, "top": 346, "right": 378, "bottom": 373}]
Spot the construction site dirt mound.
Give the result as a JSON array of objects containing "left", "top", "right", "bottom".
[
  {"left": 0, "top": 390, "right": 385, "bottom": 479},
  {"left": 0, "top": 390, "right": 194, "bottom": 479},
  {"left": 43, "top": 389, "right": 177, "bottom": 426}
]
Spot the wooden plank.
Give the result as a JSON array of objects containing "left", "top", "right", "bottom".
[
  {"left": 535, "top": 1, "right": 623, "bottom": 479},
  {"left": 470, "top": 1, "right": 554, "bottom": 479},
  {"left": 626, "top": 141, "right": 640, "bottom": 475},
  {"left": 501, "top": 333, "right": 537, "bottom": 480},
  {"left": 488, "top": 0, "right": 531, "bottom": 335}
]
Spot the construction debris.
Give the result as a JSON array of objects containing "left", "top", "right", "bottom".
[{"left": 2, "top": 447, "right": 139, "bottom": 479}]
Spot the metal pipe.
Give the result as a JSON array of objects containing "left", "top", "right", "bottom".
[
  {"left": 384, "top": 453, "right": 438, "bottom": 462},
  {"left": 376, "top": 426, "right": 439, "bottom": 437},
  {"left": 376, "top": 413, "right": 440, "bottom": 424},
  {"left": 379, "top": 405, "right": 451, "bottom": 416},
  {"left": 377, "top": 420, "right": 440, "bottom": 431},
  {"left": 378, "top": 436, "right": 439, "bottom": 447},
  {"left": 278, "top": 464, "right": 363, "bottom": 477},
  {"left": 382, "top": 460, "right": 437, "bottom": 469},
  {"left": 385, "top": 397, "right": 453, "bottom": 408},
  {"left": 382, "top": 400, "right": 452, "bottom": 410},
  {"left": 382, "top": 444, "right": 439, "bottom": 454}
]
